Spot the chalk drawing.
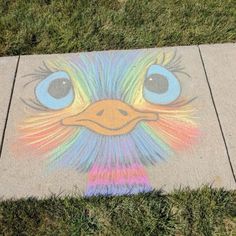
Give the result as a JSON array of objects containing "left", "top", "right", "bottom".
[{"left": 17, "top": 50, "right": 199, "bottom": 196}]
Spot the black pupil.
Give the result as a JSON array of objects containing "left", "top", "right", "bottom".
[
  {"left": 144, "top": 74, "right": 168, "bottom": 94},
  {"left": 48, "top": 78, "right": 72, "bottom": 99}
]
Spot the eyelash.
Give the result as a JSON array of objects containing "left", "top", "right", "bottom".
[
  {"left": 21, "top": 97, "right": 50, "bottom": 112},
  {"left": 23, "top": 62, "right": 55, "bottom": 86},
  {"left": 160, "top": 51, "right": 190, "bottom": 78},
  {"left": 21, "top": 62, "right": 56, "bottom": 111}
]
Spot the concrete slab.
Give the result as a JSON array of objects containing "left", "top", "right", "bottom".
[
  {"left": 0, "top": 56, "right": 18, "bottom": 149},
  {"left": 199, "top": 43, "right": 236, "bottom": 177},
  {"left": 0, "top": 47, "right": 235, "bottom": 199}
]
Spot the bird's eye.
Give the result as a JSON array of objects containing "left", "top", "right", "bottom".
[
  {"left": 35, "top": 71, "right": 74, "bottom": 110},
  {"left": 143, "top": 65, "right": 181, "bottom": 105}
]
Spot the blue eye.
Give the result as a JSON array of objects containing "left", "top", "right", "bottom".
[
  {"left": 35, "top": 71, "right": 74, "bottom": 110},
  {"left": 143, "top": 65, "right": 181, "bottom": 105}
]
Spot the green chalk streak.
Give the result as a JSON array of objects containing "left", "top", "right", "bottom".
[
  {"left": 140, "top": 122, "right": 172, "bottom": 155},
  {"left": 47, "top": 129, "right": 80, "bottom": 164}
]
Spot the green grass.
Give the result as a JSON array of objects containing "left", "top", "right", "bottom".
[
  {"left": 0, "top": 0, "right": 236, "bottom": 56},
  {"left": 1, "top": 187, "right": 236, "bottom": 235},
  {"left": 1, "top": 0, "right": 236, "bottom": 235}
]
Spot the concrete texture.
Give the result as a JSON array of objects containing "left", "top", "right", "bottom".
[
  {"left": 199, "top": 43, "right": 236, "bottom": 178},
  {"left": 0, "top": 54, "right": 87, "bottom": 199},
  {"left": 0, "top": 56, "right": 18, "bottom": 148},
  {"left": 0, "top": 46, "right": 235, "bottom": 199}
]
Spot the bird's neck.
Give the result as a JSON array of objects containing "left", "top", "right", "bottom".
[{"left": 85, "top": 163, "right": 152, "bottom": 196}]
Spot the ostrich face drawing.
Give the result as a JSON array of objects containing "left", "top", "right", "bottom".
[{"left": 18, "top": 50, "right": 199, "bottom": 196}]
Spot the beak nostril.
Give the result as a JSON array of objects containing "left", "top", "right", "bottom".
[
  {"left": 118, "top": 109, "right": 128, "bottom": 116},
  {"left": 96, "top": 109, "right": 104, "bottom": 116}
]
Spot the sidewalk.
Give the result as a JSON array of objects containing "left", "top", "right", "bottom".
[{"left": 0, "top": 43, "right": 235, "bottom": 199}]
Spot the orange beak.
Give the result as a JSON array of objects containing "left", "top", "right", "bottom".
[{"left": 62, "top": 100, "right": 158, "bottom": 136}]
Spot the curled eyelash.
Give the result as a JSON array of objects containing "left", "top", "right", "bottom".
[
  {"left": 167, "top": 96, "right": 197, "bottom": 108},
  {"left": 22, "top": 61, "right": 55, "bottom": 86},
  {"left": 153, "top": 97, "right": 197, "bottom": 110},
  {"left": 20, "top": 97, "right": 50, "bottom": 112},
  {"left": 23, "top": 78, "right": 42, "bottom": 88},
  {"left": 159, "top": 51, "right": 190, "bottom": 78}
]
